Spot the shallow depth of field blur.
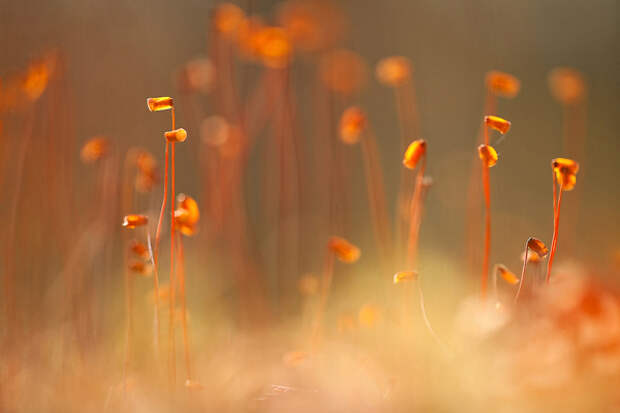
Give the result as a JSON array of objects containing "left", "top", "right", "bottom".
[{"left": 1, "top": 0, "right": 619, "bottom": 412}]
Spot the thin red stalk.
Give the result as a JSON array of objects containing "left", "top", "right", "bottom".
[
  {"left": 169, "top": 107, "right": 177, "bottom": 389},
  {"left": 481, "top": 159, "right": 491, "bottom": 299},
  {"left": 546, "top": 183, "right": 564, "bottom": 283},
  {"left": 514, "top": 241, "right": 530, "bottom": 303}
]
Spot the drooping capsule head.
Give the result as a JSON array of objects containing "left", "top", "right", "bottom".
[
  {"left": 485, "top": 71, "right": 521, "bottom": 98},
  {"left": 122, "top": 214, "right": 148, "bottom": 229},
  {"left": 403, "top": 139, "right": 427, "bottom": 170},
  {"left": 527, "top": 237, "right": 549, "bottom": 258},
  {"left": 80, "top": 136, "right": 110, "bottom": 163},
  {"left": 548, "top": 67, "right": 586, "bottom": 105},
  {"left": 552, "top": 158, "right": 579, "bottom": 191},
  {"left": 484, "top": 115, "right": 511, "bottom": 135},
  {"left": 339, "top": 106, "right": 366, "bottom": 144},
  {"left": 328, "top": 236, "right": 361, "bottom": 263},
  {"left": 174, "top": 194, "right": 200, "bottom": 236},
  {"left": 147, "top": 97, "right": 173, "bottom": 112},
  {"left": 376, "top": 56, "right": 412, "bottom": 87},
  {"left": 165, "top": 128, "right": 187, "bottom": 143},
  {"left": 478, "top": 144, "right": 498, "bottom": 168},
  {"left": 496, "top": 264, "right": 519, "bottom": 285},
  {"left": 393, "top": 271, "right": 418, "bottom": 284}
]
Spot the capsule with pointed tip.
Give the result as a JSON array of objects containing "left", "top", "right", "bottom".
[
  {"left": 484, "top": 115, "right": 511, "bottom": 134},
  {"left": 403, "top": 139, "right": 426, "bottom": 169},
  {"left": 339, "top": 106, "right": 366, "bottom": 144},
  {"left": 478, "top": 144, "right": 498, "bottom": 167},
  {"left": 146, "top": 97, "right": 173, "bottom": 112},
  {"left": 552, "top": 158, "right": 579, "bottom": 191},
  {"left": 496, "top": 264, "right": 519, "bottom": 285},
  {"left": 328, "top": 236, "right": 361, "bottom": 263},
  {"left": 376, "top": 56, "right": 411, "bottom": 87},
  {"left": 164, "top": 128, "right": 187, "bottom": 143},
  {"left": 526, "top": 237, "right": 549, "bottom": 258},
  {"left": 122, "top": 214, "right": 148, "bottom": 229},
  {"left": 485, "top": 71, "right": 521, "bottom": 98},
  {"left": 80, "top": 137, "right": 109, "bottom": 163},
  {"left": 393, "top": 270, "right": 418, "bottom": 284}
]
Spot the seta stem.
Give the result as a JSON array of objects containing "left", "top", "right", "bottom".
[
  {"left": 514, "top": 241, "right": 530, "bottom": 303},
  {"left": 481, "top": 160, "right": 491, "bottom": 299},
  {"left": 176, "top": 232, "right": 192, "bottom": 381},
  {"left": 546, "top": 183, "right": 564, "bottom": 283}
]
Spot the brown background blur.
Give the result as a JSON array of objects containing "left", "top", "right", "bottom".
[{"left": 1, "top": 0, "right": 618, "bottom": 277}]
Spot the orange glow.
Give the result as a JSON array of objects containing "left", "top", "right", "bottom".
[
  {"left": 282, "top": 350, "right": 310, "bottom": 367},
  {"left": 319, "top": 49, "right": 368, "bottom": 95},
  {"left": 22, "top": 59, "right": 52, "bottom": 102},
  {"left": 358, "top": 304, "right": 381, "bottom": 327},
  {"left": 201, "top": 116, "right": 230, "bottom": 147},
  {"left": 339, "top": 106, "right": 367, "bottom": 144},
  {"left": 402, "top": 139, "right": 426, "bottom": 169},
  {"left": 146, "top": 97, "right": 173, "bottom": 112},
  {"left": 496, "top": 264, "right": 519, "bottom": 285},
  {"left": 214, "top": 3, "right": 245, "bottom": 36},
  {"left": 128, "top": 260, "right": 152, "bottom": 276},
  {"left": 393, "top": 271, "right": 418, "bottom": 284},
  {"left": 328, "top": 236, "right": 361, "bottom": 263},
  {"left": 478, "top": 144, "right": 498, "bottom": 168},
  {"left": 297, "top": 274, "right": 319, "bottom": 296},
  {"left": 527, "top": 237, "right": 549, "bottom": 258},
  {"left": 484, "top": 115, "right": 511, "bottom": 134},
  {"left": 80, "top": 137, "right": 109, "bottom": 163},
  {"left": 129, "top": 240, "right": 149, "bottom": 259},
  {"left": 122, "top": 214, "right": 148, "bottom": 229},
  {"left": 236, "top": 16, "right": 266, "bottom": 60},
  {"left": 548, "top": 67, "right": 585, "bottom": 104},
  {"left": 257, "top": 27, "right": 292, "bottom": 68},
  {"left": 180, "top": 58, "right": 215, "bottom": 94},
  {"left": 376, "top": 56, "right": 412, "bottom": 87},
  {"left": 185, "top": 379, "right": 204, "bottom": 390},
  {"left": 175, "top": 194, "right": 200, "bottom": 236},
  {"left": 165, "top": 128, "right": 188, "bottom": 143},
  {"left": 485, "top": 70, "right": 521, "bottom": 98}
]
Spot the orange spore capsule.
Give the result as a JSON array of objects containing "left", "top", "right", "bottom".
[
  {"left": 484, "top": 115, "right": 511, "bottom": 134},
  {"left": 376, "top": 56, "right": 412, "bottom": 87},
  {"left": 22, "top": 59, "right": 52, "bottom": 102},
  {"left": 552, "top": 158, "right": 579, "bottom": 191},
  {"left": 257, "top": 27, "right": 292, "bottom": 69},
  {"left": 165, "top": 128, "right": 187, "bottom": 143},
  {"left": 548, "top": 67, "right": 585, "bottom": 105},
  {"left": 527, "top": 237, "right": 549, "bottom": 258},
  {"left": 485, "top": 70, "right": 521, "bottom": 98},
  {"left": 129, "top": 240, "right": 149, "bottom": 259},
  {"left": 478, "top": 144, "right": 498, "bottom": 168},
  {"left": 328, "top": 236, "right": 361, "bottom": 263},
  {"left": 393, "top": 270, "right": 418, "bottom": 284},
  {"left": 128, "top": 260, "right": 153, "bottom": 276},
  {"left": 339, "top": 106, "right": 366, "bottom": 144},
  {"left": 80, "top": 136, "right": 109, "bottom": 163},
  {"left": 146, "top": 97, "right": 173, "bottom": 112},
  {"left": 175, "top": 194, "right": 200, "bottom": 236},
  {"left": 402, "top": 139, "right": 427, "bottom": 169},
  {"left": 236, "top": 16, "right": 266, "bottom": 61},
  {"left": 319, "top": 49, "right": 368, "bottom": 95},
  {"left": 521, "top": 250, "right": 542, "bottom": 263},
  {"left": 214, "top": 3, "right": 245, "bottom": 36},
  {"left": 122, "top": 214, "right": 148, "bottom": 229},
  {"left": 496, "top": 264, "right": 519, "bottom": 285}
]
